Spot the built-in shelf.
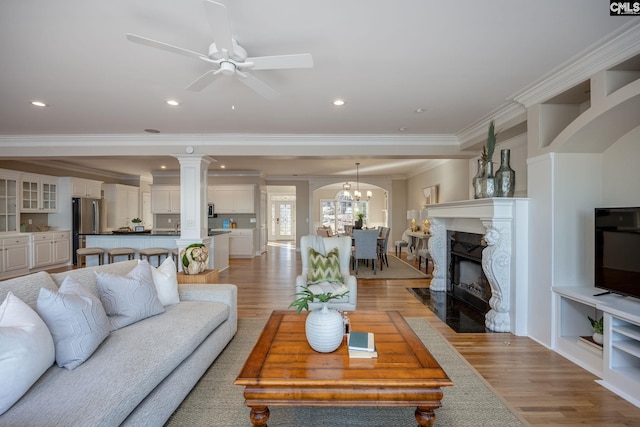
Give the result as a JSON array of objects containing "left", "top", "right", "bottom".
[{"left": 553, "top": 286, "right": 640, "bottom": 408}]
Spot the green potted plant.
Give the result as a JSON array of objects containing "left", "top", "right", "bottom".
[
  {"left": 290, "top": 285, "right": 349, "bottom": 353},
  {"left": 289, "top": 285, "right": 349, "bottom": 314},
  {"left": 355, "top": 212, "right": 365, "bottom": 229},
  {"left": 588, "top": 315, "right": 604, "bottom": 345}
]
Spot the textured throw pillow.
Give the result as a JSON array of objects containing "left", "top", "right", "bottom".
[
  {"left": 36, "top": 276, "right": 110, "bottom": 370},
  {"left": 0, "top": 292, "right": 55, "bottom": 415},
  {"left": 96, "top": 259, "right": 165, "bottom": 331},
  {"left": 146, "top": 257, "right": 180, "bottom": 306},
  {"left": 307, "top": 247, "right": 343, "bottom": 284}
]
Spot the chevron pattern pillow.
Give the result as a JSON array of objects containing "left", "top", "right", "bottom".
[{"left": 307, "top": 247, "right": 343, "bottom": 284}]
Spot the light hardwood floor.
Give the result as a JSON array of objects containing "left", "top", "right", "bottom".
[{"left": 220, "top": 242, "right": 640, "bottom": 426}]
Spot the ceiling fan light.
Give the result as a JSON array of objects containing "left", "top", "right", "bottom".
[{"left": 220, "top": 61, "right": 236, "bottom": 76}]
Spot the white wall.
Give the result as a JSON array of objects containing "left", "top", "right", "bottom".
[{"left": 602, "top": 126, "right": 640, "bottom": 207}]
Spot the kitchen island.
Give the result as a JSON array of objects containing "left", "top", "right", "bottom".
[{"left": 83, "top": 231, "right": 230, "bottom": 271}]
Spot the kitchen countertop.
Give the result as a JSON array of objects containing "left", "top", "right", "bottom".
[{"left": 80, "top": 230, "right": 231, "bottom": 236}]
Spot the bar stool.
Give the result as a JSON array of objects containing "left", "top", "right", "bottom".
[
  {"left": 139, "top": 247, "right": 170, "bottom": 267},
  {"left": 106, "top": 247, "right": 136, "bottom": 264},
  {"left": 76, "top": 247, "right": 105, "bottom": 267},
  {"left": 170, "top": 248, "right": 179, "bottom": 268}
]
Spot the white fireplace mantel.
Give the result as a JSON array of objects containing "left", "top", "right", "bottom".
[{"left": 427, "top": 198, "right": 529, "bottom": 335}]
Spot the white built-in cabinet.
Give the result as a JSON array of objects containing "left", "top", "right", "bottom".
[
  {"left": 30, "top": 231, "right": 71, "bottom": 269},
  {"left": 151, "top": 186, "right": 180, "bottom": 214},
  {"left": 0, "top": 171, "right": 19, "bottom": 233},
  {"left": 21, "top": 173, "right": 58, "bottom": 212},
  {"left": 103, "top": 184, "right": 140, "bottom": 229},
  {"left": 0, "top": 235, "right": 29, "bottom": 279},
  {"left": 228, "top": 229, "right": 254, "bottom": 257},
  {"left": 209, "top": 185, "right": 254, "bottom": 214},
  {"left": 66, "top": 177, "right": 103, "bottom": 198},
  {"left": 553, "top": 286, "right": 640, "bottom": 407}
]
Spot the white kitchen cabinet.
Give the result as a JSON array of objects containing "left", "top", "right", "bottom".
[
  {"left": 0, "top": 235, "right": 29, "bottom": 279},
  {"left": 0, "top": 171, "right": 19, "bottom": 233},
  {"left": 151, "top": 186, "right": 180, "bottom": 213},
  {"left": 209, "top": 185, "right": 254, "bottom": 213},
  {"left": 64, "top": 177, "right": 103, "bottom": 198},
  {"left": 21, "top": 174, "right": 58, "bottom": 212},
  {"left": 30, "top": 231, "right": 71, "bottom": 269},
  {"left": 228, "top": 229, "right": 254, "bottom": 257},
  {"left": 103, "top": 184, "right": 140, "bottom": 229},
  {"left": 31, "top": 232, "right": 53, "bottom": 268}
]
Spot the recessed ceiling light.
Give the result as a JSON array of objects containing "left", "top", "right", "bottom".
[
  {"left": 220, "top": 165, "right": 226, "bottom": 169},
  {"left": 399, "top": 127, "right": 407, "bottom": 132},
  {"left": 166, "top": 100, "right": 180, "bottom": 106},
  {"left": 332, "top": 99, "right": 345, "bottom": 106},
  {"left": 414, "top": 108, "right": 426, "bottom": 113},
  {"left": 31, "top": 101, "right": 47, "bottom": 107},
  {"left": 144, "top": 129, "right": 160, "bottom": 133},
  {"left": 160, "top": 165, "right": 166, "bottom": 169},
  {"left": 231, "top": 105, "right": 235, "bottom": 110}
]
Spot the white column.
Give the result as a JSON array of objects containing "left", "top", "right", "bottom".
[{"left": 175, "top": 154, "right": 213, "bottom": 269}]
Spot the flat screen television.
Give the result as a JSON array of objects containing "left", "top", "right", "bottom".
[{"left": 594, "top": 207, "right": 640, "bottom": 299}]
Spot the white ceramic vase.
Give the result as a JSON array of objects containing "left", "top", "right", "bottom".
[
  {"left": 305, "top": 303, "right": 344, "bottom": 353},
  {"left": 592, "top": 332, "right": 603, "bottom": 345}
]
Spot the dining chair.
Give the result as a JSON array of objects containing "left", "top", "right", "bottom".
[
  {"left": 352, "top": 229, "right": 380, "bottom": 275},
  {"left": 377, "top": 226, "right": 391, "bottom": 268}
]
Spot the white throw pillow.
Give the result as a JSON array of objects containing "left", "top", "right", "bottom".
[
  {"left": 96, "top": 259, "right": 165, "bottom": 331},
  {"left": 144, "top": 257, "right": 180, "bottom": 306},
  {"left": 0, "top": 292, "right": 55, "bottom": 415},
  {"left": 36, "top": 276, "right": 110, "bottom": 370}
]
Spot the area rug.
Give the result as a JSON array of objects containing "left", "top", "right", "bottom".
[
  {"left": 349, "top": 254, "right": 428, "bottom": 279},
  {"left": 166, "top": 318, "right": 526, "bottom": 427}
]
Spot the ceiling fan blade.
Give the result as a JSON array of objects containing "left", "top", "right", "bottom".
[
  {"left": 204, "top": 1, "right": 234, "bottom": 56},
  {"left": 245, "top": 53, "right": 314, "bottom": 70},
  {"left": 235, "top": 71, "right": 279, "bottom": 100},
  {"left": 126, "top": 33, "right": 206, "bottom": 60},
  {"left": 186, "top": 70, "right": 222, "bottom": 91}
]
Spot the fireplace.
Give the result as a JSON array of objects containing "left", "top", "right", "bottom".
[
  {"left": 426, "top": 198, "right": 529, "bottom": 335},
  {"left": 448, "top": 231, "right": 491, "bottom": 313}
]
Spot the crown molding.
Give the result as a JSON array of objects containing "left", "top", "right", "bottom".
[
  {"left": 0, "top": 133, "right": 460, "bottom": 147},
  {"left": 456, "top": 101, "right": 527, "bottom": 149},
  {"left": 512, "top": 21, "right": 640, "bottom": 108}
]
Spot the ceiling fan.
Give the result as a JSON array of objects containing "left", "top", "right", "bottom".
[{"left": 126, "top": 0, "right": 313, "bottom": 100}]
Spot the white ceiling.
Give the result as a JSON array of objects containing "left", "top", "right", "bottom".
[{"left": 0, "top": 0, "right": 634, "bottom": 179}]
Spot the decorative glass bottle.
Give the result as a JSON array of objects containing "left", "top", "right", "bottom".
[
  {"left": 495, "top": 149, "right": 515, "bottom": 197},
  {"left": 472, "top": 159, "right": 484, "bottom": 199},
  {"left": 479, "top": 161, "right": 495, "bottom": 198}
]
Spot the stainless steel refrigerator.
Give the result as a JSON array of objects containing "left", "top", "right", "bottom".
[{"left": 72, "top": 197, "right": 102, "bottom": 265}]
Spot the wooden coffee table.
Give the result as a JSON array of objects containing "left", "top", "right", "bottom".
[{"left": 235, "top": 310, "right": 453, "bottom": 426}]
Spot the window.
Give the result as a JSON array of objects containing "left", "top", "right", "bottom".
[{"left": 321, "top": 190, "right": 368, "bottom": 233}]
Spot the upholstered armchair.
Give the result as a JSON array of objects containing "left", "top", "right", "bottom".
[{"left": 296, "top": 235, "right": 357, "bottom": 311}]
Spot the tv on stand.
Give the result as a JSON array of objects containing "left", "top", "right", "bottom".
[{"left": 594, "top": 207, "right": 640, "bottom": 300}]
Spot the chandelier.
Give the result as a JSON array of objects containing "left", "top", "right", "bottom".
[{"left": 354, "top": 162, "right": 372, "bottom": 202}]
